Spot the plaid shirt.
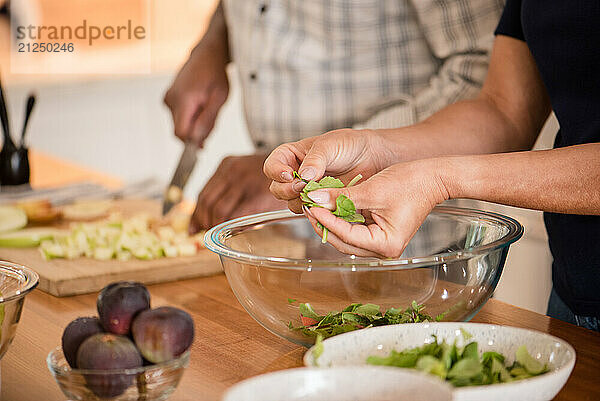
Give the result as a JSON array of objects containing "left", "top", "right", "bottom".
[{"left": 223, "top": 0, "right": 504, "bottom": 150}]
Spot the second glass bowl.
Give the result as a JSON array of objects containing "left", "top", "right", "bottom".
[{"left": 47, "top": 347, "right": 190, "bottom": 401}]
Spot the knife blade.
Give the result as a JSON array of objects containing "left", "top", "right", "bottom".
[{"left": 162, "top": 142, "right": 198, "bottom": 215}]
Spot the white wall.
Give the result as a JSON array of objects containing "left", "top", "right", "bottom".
[{"left": 4, "top": 65, "right": 254, "bottom": 200}]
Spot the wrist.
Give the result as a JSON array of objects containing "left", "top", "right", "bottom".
[
  {"left": 369, "top": 130, "right": 406, "bottom": 170},
  {"left": 377, "top": 125, "right": 428, "bottom": 165},
  {"left": 192, "top": 4, "right": 230, "bottom": 64},
  {"left": 435, "top": 155, "right": 481, "bottom": 201},
  {"left": 192, "top": 36, "right": 229, "bottom": 64}
]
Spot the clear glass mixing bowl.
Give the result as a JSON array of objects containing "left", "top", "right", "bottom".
[
  {"left": 0, "top": 261, "right": 39, "bottom": 359},
  {"left": 205, "top": 207, "right": 523, "bottom": 347}
]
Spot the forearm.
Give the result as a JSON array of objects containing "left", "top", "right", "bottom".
[
  {"left": 373, "top": 96, "right": 537, "bottom": 167},
  {"left": 371, "top": 36, "right": 552, "bottom": 168},
  {"left": 440, "top": 143, "right": 600, "bottom": 215},
  {"left": 192, "top": 2, "right": 230, "bottom": 63}
]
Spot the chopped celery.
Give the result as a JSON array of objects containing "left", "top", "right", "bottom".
[{"left": 38, "top": 214, "right": 204, "bottom": 261}]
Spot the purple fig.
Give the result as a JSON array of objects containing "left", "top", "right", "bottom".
[
  {"left": 97, "top": 281, "right": 150, "bottom": 335},
  {"left": 132, "top": 306, "right": 194, "bottom": 363},
  {"left": 61, "top": 317, "right": 104, "bottom": 368},
  {"left": 76, "top": 333, "right": 142, "bottom": 398}
]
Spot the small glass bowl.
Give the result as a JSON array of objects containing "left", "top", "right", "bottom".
[
  {"left": 205, "top": 207, "right": 523, "bottom": 347},
  {"left": 47, "top": 347, "right": 190, "bottom": 401},
  {"left": 0, "top": 261, "right": 39, "bottom": 360}
]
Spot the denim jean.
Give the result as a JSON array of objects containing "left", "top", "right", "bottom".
[{"left": 547, "top": 287, "right": 599, "bottom": 332}]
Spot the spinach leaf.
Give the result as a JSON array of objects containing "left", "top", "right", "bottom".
[
  {"left": 332, "top": 195, "right": 356, "bottom": 217},
  {"left": 290, "top": 300, "right": 433, "bottom": 339},
  {"left": 294, "top": 171, "right": 365, "bottom": 243}
]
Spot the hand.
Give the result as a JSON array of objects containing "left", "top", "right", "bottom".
[
  {"left": 189, "top": 154, "right": 287, "bottom": 233},
  {"left": 264, "top": 129, "right": 396, "bottom": 213},
  {"left": 164, "top": 42, "right": 229, "bottom": 147},
  {"left": 302, "top": 159, "right": 450, "bottom": 258}
]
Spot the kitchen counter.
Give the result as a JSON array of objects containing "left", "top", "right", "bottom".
[{"left": 3, "top": 276, "right": 600, "bottom": 401}]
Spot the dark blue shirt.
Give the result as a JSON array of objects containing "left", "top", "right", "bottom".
[{"left": 495, "top": 1, "right": 600, "bottom": 317}]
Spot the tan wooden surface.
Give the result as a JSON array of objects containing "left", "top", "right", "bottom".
[
  {"left": 29, "top": 150, "right": 123, "bottom": 189},
  {"left": 0, "top": 199, "right": 222, "bottom": 297},
  {"left": 1, "top": 277, "right": 600, "bottom": 401}
]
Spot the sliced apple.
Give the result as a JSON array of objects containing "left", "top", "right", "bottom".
[
  {"left": 15, "top": 199, "right": 61, "bottom": 224},
  {"left": 0, "top": 227, "right": 67, "bottom": 248},
  {"left": 0, "top": 206, "right": 28, "bottom": 234},
  {"left": 15, "top": 199, "right": 51, "bottom": 213},
  {"left": 168, "top": 212, "right": 190, "bottom": 233},
  {"left": 62, "top": 200, "right": 113, "bottom": 221}
]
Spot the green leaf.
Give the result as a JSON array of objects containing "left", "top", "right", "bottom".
[
  {"left": 343, "top": 213, "right": 365, "bottom": 223},
  {"left": 364, "top": 326, "right": 550, "bottom": 388},
  {"left": 515, "top": 345, "right": 546, "bottom": 375},
  {"left": 367, "top": 350, "right": 419, "bottom": 368},
  {"left": 341, "top": 312, "right": 363, "bottom": 324},
  {"left": 462, "top": 342, "right": 479, "bottom": 360},
  {"left": 491, "top": 358, "right": 513, "bottom": 383},
  {"left": 447, "top": 358, "right": 482, "bottom": 380},
  {"left": 354, "top": 303, "right": 381, "bottom": 316},
  {"left": 509, "top": 365, "right": 531, "bottom": 379},
  {"left": 342, "top": 303, "right": 361, "bottom": 312},
  {"left": 294, "top": 171, "right": 366, "bottom": 244},
  {"left": 312, "top": 334, "right": 324, "bottom": 366},
  {"left": 299, "top": 303, "right": 321, "bottom": 320},
  {"left": 303, "top": 181, "right": 322, "bottom": 192},
  {"left": 317, "top": 176, "right": 345, "bottom": 188},
  {"left": 416, "top": 355, "right": 447, "bottom": 379},
  {"left": 441, "top": 342, "right": 458, "bottom": 371},
  {"left": 299, "top": 192, "right": 318, "bottom": 206},
  {"left": 287, "top": 298, "right": 297, "bottom": 304},
  {"left": 333, "top": 195, "right": 356, "bottom": 217},
  {"left": 482, "top": 351, "right": 505, "bottom": 365}
]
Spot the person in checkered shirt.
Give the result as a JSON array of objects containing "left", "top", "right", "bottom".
[{"left": 164, "top": 0, "right": 504, "bottom": 232}]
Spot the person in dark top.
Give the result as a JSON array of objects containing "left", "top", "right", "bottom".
[{"left": 263, "top": 0, "right": 600, "bottom": 331}]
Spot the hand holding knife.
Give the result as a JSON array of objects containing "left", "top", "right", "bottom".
[{"left": 162, "top": 141, "right": 198, "bottom": 215}]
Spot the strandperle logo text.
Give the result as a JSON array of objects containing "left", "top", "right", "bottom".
[{"left": 15, "top": 19, "right": 147, "bottom": 46}]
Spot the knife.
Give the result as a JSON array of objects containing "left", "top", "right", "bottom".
[{"left": 162, "top": 142, "right": 198, "bottom": 215}]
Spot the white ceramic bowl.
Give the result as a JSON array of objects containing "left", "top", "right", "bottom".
[
  {"left": 222, "top": 366, "right": 453, "bottom": 401},
  {"left": 304, "top": 323, "right": 576, "bottom": 401}
]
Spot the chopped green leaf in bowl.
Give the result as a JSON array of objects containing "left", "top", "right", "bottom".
[
  {"left": 288, "top": 300, "right": 441, "bottom": 339},
  {"left": 366, "top": 332, "right": 549, "bottom": 386}
]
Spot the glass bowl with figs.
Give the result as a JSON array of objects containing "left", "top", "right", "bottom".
[
  {"left": 47, "top": 282, "right": 194, "bottom": 401},
  {"left": 204, "top": 206, "right": 523, "bottom": 347}
]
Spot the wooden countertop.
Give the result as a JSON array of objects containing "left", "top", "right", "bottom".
[
  {"left": 2, "top": 152, "right": 600, "bottom": 400},
  {"left": 3, "top": 276, "right": 600, "bottom": 401}
]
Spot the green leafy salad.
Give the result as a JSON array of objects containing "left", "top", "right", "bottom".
[
  {"left": 367, "top": 331, "right": 549, "bottom": 386},
  {"left": 293, "top": 171, "right": 364, "bottom": 243},
  {"left": 288, "top": 300, "right": 440, "bottom": 339}
]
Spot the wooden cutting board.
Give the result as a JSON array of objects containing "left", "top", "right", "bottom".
[{"left": 0, "top": 199, "right": 223, "bottom": 297}]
